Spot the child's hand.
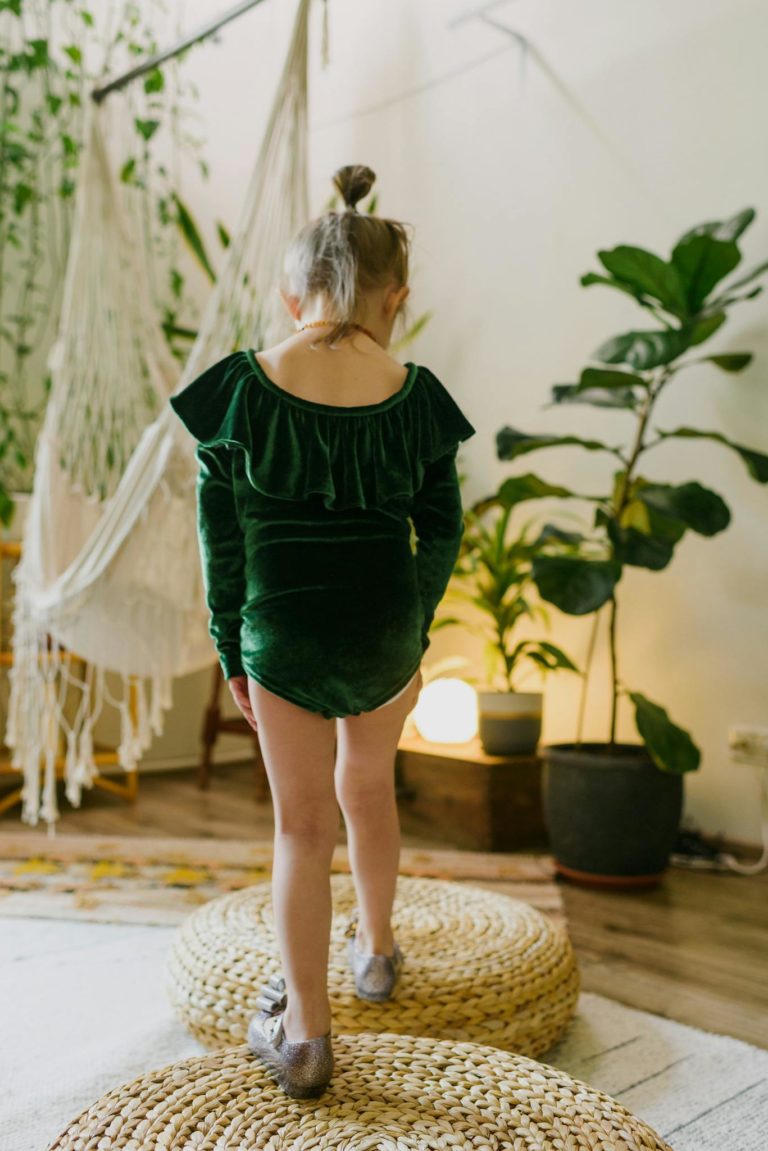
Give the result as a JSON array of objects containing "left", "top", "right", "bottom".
[{"left": 227, "top": 674, "right": 258, "bottom": 732}]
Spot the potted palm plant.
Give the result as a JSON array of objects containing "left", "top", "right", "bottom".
[
  {"left": 432, "top": 496, "right": 580, "bottom": 755},
  {"left": 496, "top": 207, "right": 768, "bottom": 886}
]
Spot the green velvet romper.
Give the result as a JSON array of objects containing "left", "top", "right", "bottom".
[{"left": 169, "top": 348, "right": 477, "bottom": 718}]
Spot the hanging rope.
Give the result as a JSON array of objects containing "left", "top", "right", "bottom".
[{"left": 321, "top": 0, "right": 330, "bottom": 69}]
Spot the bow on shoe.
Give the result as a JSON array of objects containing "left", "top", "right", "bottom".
[
  {"left": 247, "top": 971, "right": 335, "bottom": 1099},
  {"left": 342, "top": 907, "right": 359, "bottom": 940},
  {"left": 255, "top": 973, "right": 287, "bottom": 1018}
]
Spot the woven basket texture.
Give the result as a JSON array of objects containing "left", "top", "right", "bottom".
[
  {"left": 47, "top": 1031, "right": 672, "bottom": 1150},
  {"left": 166, "top": 874, "right": 580, "bottom": 1058}
]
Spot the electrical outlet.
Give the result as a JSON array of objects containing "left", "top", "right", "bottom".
[{"left": 728, "top": 724, "right": 768, "bottom": 767}]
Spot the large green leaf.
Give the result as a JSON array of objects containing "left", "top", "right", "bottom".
[
  {"left": 686, "top": 312, "right": 727, "bottom": 345},
  {"left": 496, "top": 428, "right": 622, "bottom": 461},
  {"left": 496, "top": 473, "right": 576, "bottom": 507},
  {"left": 531, "top": 555, "right": 622, "bottom": 615},
  {"left": 580, "top": 272, "right": 650, "bottom": 301},
  {"left": 551, "top": 383, "right": 639, "bottom": 409},
  {"left": 699, "top": 353, "right": 753, "bottom": 373},
  {"left": 636, "top": 481, "right": 731, "bottom": 536},
  {"left": 618, "top": 498, "right": 687, "bottom": 545},
  {"left": 600, "top": 499, "right": 685, "bottom": 569},
  {"left": 671, "top": 235, "right": 741, "bottom": 311},
  {"left": 594, "top": 327, "right": 692, "bottom": 370},
  {"left": 628, "top": 691, "right": 701, "bottom": 773},
  {"left": 655, "top": 427, "right": 768, "bottom": 483},
  {"left": 597, "top": 245, "right": 688, "bottom": 317},
  {"left": 550, "top": 366, "right": 646, "bottom": 409},
  {"left": 612, "top": 525, "right": 676, "bottom": 570},
  {"left": 674, "top": 208, "right": 755, "bottom": 247},
  {"left": 581, "top": 367, "right": 649, "bottom": 390},
  {"left": 532, "top": 639, "right": 580, "bottom": 672},
  {"left": 532, "top": 523, "right": 587, "bottom": 547}
]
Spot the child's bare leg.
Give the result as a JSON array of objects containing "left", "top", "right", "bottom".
[
  {"left": 247, "top": 678, "right": 339, "bottom": 1041},
  {"left": 334, "top": 668, "right": 422, "bottom": 953}
]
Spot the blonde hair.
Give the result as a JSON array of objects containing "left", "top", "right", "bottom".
[{"left": 281, "top": 164, "right": 412, "bottom": 349}]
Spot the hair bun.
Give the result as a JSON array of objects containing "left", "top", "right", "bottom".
[{"left": 332, "top": 164, "right": 376, "bottom": 212}]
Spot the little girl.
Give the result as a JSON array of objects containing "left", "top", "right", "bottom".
[{"left": 169, "top": 163, "right": 476, "bottom": 1098}]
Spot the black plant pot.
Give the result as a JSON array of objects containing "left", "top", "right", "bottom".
[{"left": 540, "top": 741, "right": 684, "bottom": 889}]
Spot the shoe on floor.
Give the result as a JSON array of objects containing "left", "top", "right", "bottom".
[
  {"left": 246, "top": 973, "right": 334, "bottom": 1099},
  {"left": 344, "top": 909, "right": 404, "bottom": 1001}
]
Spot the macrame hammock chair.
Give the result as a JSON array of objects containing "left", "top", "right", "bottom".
[{"left": 6, "top": 0, "right": 312, "bottom": 829}]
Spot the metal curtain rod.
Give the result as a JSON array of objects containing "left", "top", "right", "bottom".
[{"left": 91, "top": 0, "right": 270, "bottom": 103}]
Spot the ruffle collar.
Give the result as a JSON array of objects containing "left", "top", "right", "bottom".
[{"left": 169, "top": 349, "right": 476, "bottom": 511}]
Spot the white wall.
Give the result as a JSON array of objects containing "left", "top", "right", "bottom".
[{"left": 147, "top": 0, "right": 767, "bottom": 843}]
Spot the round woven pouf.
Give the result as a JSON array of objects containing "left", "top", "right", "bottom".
[
  {"left": 166, "top": 874, "right": 579, "bottom": 1058},
  {"left": 47, "top": 1032, "right": 672, "bottom": 1150}
]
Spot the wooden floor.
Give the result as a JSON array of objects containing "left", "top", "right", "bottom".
[{"left": 2, "top": 761, "right": 767, "bottom": 1050}]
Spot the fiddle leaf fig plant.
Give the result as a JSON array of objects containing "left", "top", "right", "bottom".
[
  {"left": 432, "top": 494, "right": 580, "bottom": 693},
  {"left": 495, "top": 207, "right": 768, "bottom": 774}
]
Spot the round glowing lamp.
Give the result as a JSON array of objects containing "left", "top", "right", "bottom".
[{"left": 412, "top": 677, "right": 478, "bottom": 743}]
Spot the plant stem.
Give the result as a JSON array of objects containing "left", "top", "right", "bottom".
[
  {"left": 608, "top": 594, "right": 618, "bottom": 745},
  {"left": 603, "top": 364, "right": 672, "bottom": 745},
  {"left": 575, "top": 609, "right": 600, "bottom": 746}
]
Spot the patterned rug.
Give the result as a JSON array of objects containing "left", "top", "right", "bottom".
[{"left": 0, "top": 833, "right": 563, "bottom": 925}]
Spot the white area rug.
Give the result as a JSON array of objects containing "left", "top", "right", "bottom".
[{"left": 1, "top": 919, "right": 766, "bottom": 1151}]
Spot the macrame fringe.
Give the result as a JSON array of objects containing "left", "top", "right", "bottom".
[
  {"left": 5, "top": 566, "right": 173, "bottom": 829},
  {"left": 5, "top": 0, "right": 312, "bottom": 829}
]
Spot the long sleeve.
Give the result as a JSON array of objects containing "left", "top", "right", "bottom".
[
  {"left": 410, "top": 445, "right": 466, "bottom": 653},
  {"left": 195, "top": 444, "right": 247, "bottom": 679}
]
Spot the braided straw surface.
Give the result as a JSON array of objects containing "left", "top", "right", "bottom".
[
  {"left": 47, "top": 1031, "right": 672, "bottom": 1150},
  {"left": 166, "top": 875, "right": 579, "bottom": 1058}
]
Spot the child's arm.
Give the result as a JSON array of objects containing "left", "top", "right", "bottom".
[
  {"left": 195, "top": 445, "right": 247, "bottom": 680},
  {"left": 410, "top": 445, "right": 466, "bottom": 653}
]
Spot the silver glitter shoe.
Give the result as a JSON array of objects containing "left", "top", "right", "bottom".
[
  {"left": 344, "top": 908, "right": 404, "bottom": 1002},
  {"left": 246, "top": 973, "right": 334, "bottom": 1099}
]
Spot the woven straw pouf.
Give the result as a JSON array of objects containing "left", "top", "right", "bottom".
[
  {"left": 166, "top": 874, "right": 579, "bottom": 1058},
  {"left": 47, "top": 1032, "right": 672, "bottom": 1150}
]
